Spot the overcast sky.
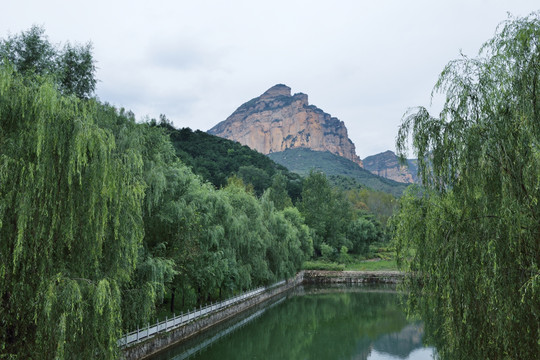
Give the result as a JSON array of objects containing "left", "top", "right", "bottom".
[{"left": 2, "top": 1, "right": 538, "bottom": 157}]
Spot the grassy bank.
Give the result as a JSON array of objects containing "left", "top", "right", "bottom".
[
  {"left": 302, "top": 259, "right": 398, "bottom": 271},
  {"left": 344, "top": 259, "right": 397, "bottom": 271},
  {"left": 302, "top": 242, "right": 399, "bottom": 272}
]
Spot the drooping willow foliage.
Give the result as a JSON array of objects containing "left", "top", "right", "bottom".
[
  {"left": 393, "top": 13, "right": 540, "bottom": 359},
  {"left": 141, "top": 163, "right": 314, "bottom": 313},
  {"left": 0, "top": 67, "right": 144, "bottom": 358},
  {"left": 0, "top": 62, "right": 315, "bottom": 358}
]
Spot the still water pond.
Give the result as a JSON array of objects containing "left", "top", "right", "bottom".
[{"left": 151, "top": 285, "right": 435, "bottom": 360}]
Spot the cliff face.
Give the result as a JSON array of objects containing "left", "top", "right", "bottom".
[
  {"left": 208, "top": 84, "right": 363, "bottom": 167},
  {"left": 362, "top": 150, "right": 418, "bottom": 184}
]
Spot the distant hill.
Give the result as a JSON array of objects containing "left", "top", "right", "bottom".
[
  {"left": 158, "top": 124, "right": 303, "bottom": 200},
  {"left": 363, "top": 150, "right": 419, "bottom": 184},
  {"left": 208, "top": 84, "right": 363, "bottom": 167},
  {"left": 268, "top": 148, "right": 408, "bottom": 197}
]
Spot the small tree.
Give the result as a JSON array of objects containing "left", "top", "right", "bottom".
[
  {"left": 347, "top": 217, "right": 377, "bottom": 255},
  {"left": 0, "top": 25, "right": 97, "bottom": 98},
  {"left": 339, "top": 246, "right": 351, "bottom": 264},
  {"left": 0, "top": 25, "right": 55, "bottom": 76},
  {"left": 57, "top": 42, "right": 97, "bottom": 98},
  {"left": 320, "top": 243, "right": 335, "bottom": 261},
  {"left": 267, "top": 171, "right": 293, "bottom": 210}
]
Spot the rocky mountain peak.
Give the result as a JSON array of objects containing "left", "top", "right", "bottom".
[
  {"left": 362, "top": 150, "right": 418, "bottom": 184},
  {"left": 208, "top": 84, "right": 362, "bottom": 167},
  {"left": 261, "top": 84, "right": 291, "bottom": 98}
]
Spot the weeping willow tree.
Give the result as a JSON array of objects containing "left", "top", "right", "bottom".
[
  {"left": 393, "top": 13, "right": 539, "bottom": 359},
  {"left": 93, "top": 106, "right": 178, "bottom": 332},
  {"left": 0, "top": 27, "right": 315, "bottom": 358},
  {"left": 0, "top": 68, "right": 145, "bottom": 358}
]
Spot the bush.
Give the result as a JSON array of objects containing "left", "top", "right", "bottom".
[
  {"left": 339, "top": 246, "right": 352, "bottom": 264},
  {"left": 320, "top": 243, "right": 335, "bottom": 261}
]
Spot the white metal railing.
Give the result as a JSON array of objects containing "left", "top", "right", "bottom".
[{"left": 119, "top": 279, "right": 288, "bottom": 347}]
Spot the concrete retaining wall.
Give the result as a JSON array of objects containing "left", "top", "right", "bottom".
[
  {"left": 123, "top": 272, "right": 304, "bottom": 360},
  {"left": 122, "top": 270, "right": 404, "bottom": 359}
]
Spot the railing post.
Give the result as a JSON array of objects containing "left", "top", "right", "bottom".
[
  {"left": 147, "top": 323, "right": 149, "bottom": 339},
  {"left": 136, "top": 325, "right": 139, "bottom": 342},
  {"left": 156, "top": 318, "right": 159, "bottom": 333},
  {"left": 165, "top": 316, "right": 168, "bottom": 331}
]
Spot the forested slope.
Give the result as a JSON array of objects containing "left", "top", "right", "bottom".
[
  {"left": 156, "top": 123, "right": 302, "bottom": 200},
  {"left": 268, "top": 148, "right": 408, "bottom": 197}
]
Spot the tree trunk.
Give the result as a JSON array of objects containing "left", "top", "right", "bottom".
[{"left": 170, "top": 287, "right": 175, "bottom": 313}]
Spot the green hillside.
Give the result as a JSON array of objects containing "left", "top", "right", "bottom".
[
  {"left": 268, "top": 148, "right": 409, "bottom": 196},
  {"left": 156, "top": 123, "right": 303, "bottom": 199}
]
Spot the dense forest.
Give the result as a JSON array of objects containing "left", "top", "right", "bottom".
[
  {"left": 0, "top": 26, "right": 386, "bottom": 359},
  {"left": 158, "top": 122, "right": 303, "bottom": 200}
]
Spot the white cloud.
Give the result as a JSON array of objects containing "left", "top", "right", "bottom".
[{"left": 2, "top": 0, "right": 538, "bottom": 157}]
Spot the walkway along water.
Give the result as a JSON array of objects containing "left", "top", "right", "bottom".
[
  {"left": 119, "top": 283, "right": 286, "bottom": 347},
  {"left": 121, "top": 270, "right": 404, "bottom": 360}
]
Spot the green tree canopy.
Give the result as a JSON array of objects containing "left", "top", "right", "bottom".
[
  {"left": 0, "top": 68, "right": 143, "bottom": 359},
  {"left": 161, "top": 124, "right": 303, "bottom": 201},
  {"left": 236, "top": 165, "right": 271, "bottom": 196},
  {"left": 0, "top": 25, "right": 55, "bottom": 76},
  {"left": 299, "top": 170, "right": 380, "bottom": 257},
  {"left": 57, "top": 42, "right": 97, "bottom": 99},
  {"left": 266, "top": 171, "right": 293, "bottom": 211},
  {"left": 0, "top": 25, "right": 97, "bottom": 98},
  {"left": 393, "top": 13, "right": 540, "bottom": 359}
]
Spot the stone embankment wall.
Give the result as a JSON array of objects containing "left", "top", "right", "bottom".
[
  {"left": 302, "top": 270, "right": 404, "bottom": 284},
  {"left": 123, "top": 270, "right": 404, "bottom": 359},
  {"left": 123, "top": 272, "right": 304, "bottom": 360}
]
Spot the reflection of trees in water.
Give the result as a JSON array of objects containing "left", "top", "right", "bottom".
[
  {"left": 373, "top": 324, "right": 424, "bottom": 359},
  {"left": 175, "top": 285, "right": 426, "bottom": 360}
]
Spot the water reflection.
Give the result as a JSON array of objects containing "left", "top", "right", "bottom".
[
  {"left": 373, "top": 324, "right": 424, "bottom": 358},
  {"left": 150, "top": 284, "right": 435, "bottom": 360}
]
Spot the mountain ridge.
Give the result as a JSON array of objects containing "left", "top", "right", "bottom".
[
  {"left": 268, "top": 148, "right": 408, "bottom": 197},
  {"left": 208, "top": 84, "right": 363, "bottom": 167}
]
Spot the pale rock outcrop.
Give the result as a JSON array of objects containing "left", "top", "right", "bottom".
[
  {"left": 208, "top": 84, "right": 363, "bottom": 167},
  {"left": 362, "top": 150, "right": 418, "bottom": 184}
]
